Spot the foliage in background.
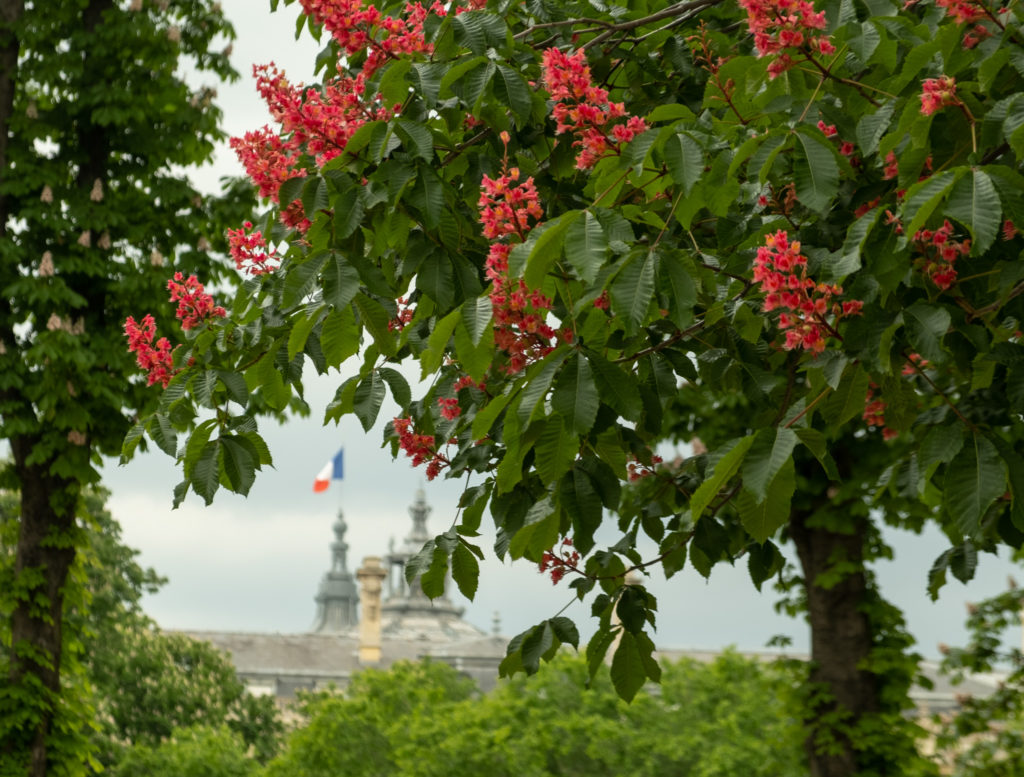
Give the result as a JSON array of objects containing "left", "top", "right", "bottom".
[
  {"left": 124, "top": 0, "right": 1024, "bottom": 773},
  {"left": 0, "top": 0, "right": 255, "bottom": 772},
  {"left": 0, "top": 488, "right": 283, "bottom": 775},
  {"left": 263, "top": 653, "right": 806, "bottom": 777}
]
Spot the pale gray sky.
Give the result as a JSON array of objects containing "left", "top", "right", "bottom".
[{"left": 102, "top": 0, "right": 1021, "bottom": 657}]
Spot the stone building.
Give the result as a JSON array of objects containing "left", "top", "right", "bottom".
[
  {"left": 186, "top": 490, "right": 507, "bottom": 698},
  {"left": 186, "top": 491, "right": 1001, "bottom": 713}
]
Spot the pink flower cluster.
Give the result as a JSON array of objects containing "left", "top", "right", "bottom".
[
  {"left": 167, "top": 272, "right": 227, "bottom": 330},
  {"left": 936, "top": 0, "right": 985, "bottom": 25},
  {"left": 912, "top": 220, "right": 970, "bottom": 290},
  {"left": 229, "top": 126, "right": 304, "bottom": 201},
  {"left": 627, "top": 454, "right": 664, "bottom": 482},
  {"left": 538, "top": 537, "right": 580, "bottom": 585},
  {"left": 478, "top": 135, "right": 572, "bottom": 374},
  {"left": 227, "top": 221, "right": 280, "bottom": 276},
  {"left": 393, "top": 416, "right": 449, "bottom": 480},
  {"left": 297, "top": 0, "right": 440, "bottom": 80},
  {"left": 739, "top": 0, "right": 835, "bottom": 78},
  {"left": 478, "top": 167, "right": 544, "bottom": 240},
  {"left": 541, "top": 48, "right": 648, "bottom": 169},
  {"left": 920, "top": 76, "right": 959, "bottom": 116},
  {"left": 863, "top": 383, "right": 898, "bottom": 440},
  {"left": 753, "top": 230, "right": 863, "bottom": 353},
  {"left": 388, "top": 296, "right": 415, "bottom": 331},
  {"left": 125, "top": 315, "right": 176, "bottom": 388}
]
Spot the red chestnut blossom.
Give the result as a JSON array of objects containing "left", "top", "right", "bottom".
[
  {"left": 297, "top": 0, "right": 439, "bottom": 80},
  {"left": 935, "top": 0, "right": 985, "bottom": 25},
  {"left": 920, "top": 76, "right": 959, "bottom": 116},
  {"left": 393, "top": 416, "right": 449, "bottom": 480},
  {"left": 882, "top": 150, "right": 899, "bottom": 180},
  {"left": 739, "top": 0, "right": 834, "bottom": 78},
  {"left": 167, "top": 273, "right": 226, "bottom": 330},
  {"left": 478, "top": 168, "right": 544, "bottom": 240},
  {"left": 863, "top": 383, "right": 898, "bottom": 440},
  {"left": 753, "top": 230, "right": 863, "bottom": 353},
  {"left": 817, "top": 120, "right": 837, "bottom": 137},
  {"left": 913, "top": 220, "right": 970, "bottom": 290},
  {"left": 437, "top": 396, "right": 461, "bottom": 421},
  {"left": 901, "top": 352, "right": 930, "bottom": 376},
  {"left": 124, "top": 314, "right": 176, "bottom": 388},
  {"left": 453, "top": 375, "right": 485, "bottom": 392},
  {"left": 538, "top": 537, "right": 581, "bottom": 585},
  {"left": 229, "top": 125, "right": 304, "bottom": 200},
  {"left": 627, "top": 454, "right": 664, "bottom": 482},
  {"left": 389, "top": 296, "right": 415, "bottom": 331},
  {"left": 1004, "top": 220, "right": 1018, "bottom": 241},
  {"left": 541, "top": 47, "right": 649, "bottom": 169},
  {"left": 227, "top": 221, "right": 280, "bottom": 275}
]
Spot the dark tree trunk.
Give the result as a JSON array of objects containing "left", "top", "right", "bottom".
[
  {"left": 8, "top": 438, "right": 80, "bottom": 777},
  {"left": 790, "top": 507, "right": 879, "bottom": 777}
]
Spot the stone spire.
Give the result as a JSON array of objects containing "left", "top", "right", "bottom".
[
  {"left": 381, "top": 489, "right": 464, "bottom": 623},
  {"left": 311, "top": 510, "right": 359, "bottom": 632}
]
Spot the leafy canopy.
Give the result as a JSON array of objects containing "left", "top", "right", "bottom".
[{"left": 126, "top": 0, "right": 1024, "bottom": 702}]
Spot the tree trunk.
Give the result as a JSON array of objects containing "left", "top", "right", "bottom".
[
  {"left": 8, "top": 437, "right": 79, "bottom": 777},
  {"left": 790, "top": 507, "right": 878, "bottom": 777}
]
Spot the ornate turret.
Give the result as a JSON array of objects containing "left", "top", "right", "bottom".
[
  {"left": 379, "top": 490, "right": 484, "bottom": 641},
  {"left": 311, "top": 510, "right": 359, "bottom": 632}
]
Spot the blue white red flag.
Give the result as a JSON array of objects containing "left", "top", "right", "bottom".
[{"left": 313, "top": 448, "right": 344, "bottom": 493}]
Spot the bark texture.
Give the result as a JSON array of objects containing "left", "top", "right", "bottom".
[{"left": 790, "top": 507, "right": 878, "bottom": 777}]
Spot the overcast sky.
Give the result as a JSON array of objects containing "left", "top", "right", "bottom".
[{"left": 102, "top": 0, "right": 1022, "bottom": 657}]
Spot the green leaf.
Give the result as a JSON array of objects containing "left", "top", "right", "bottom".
[
  {"left": 419, "top": 544, "right": 450, "bottom": 600},
  {"left": 904, "top": 302, "right": 951, "bottom": 362},
  {"left": 379, "top": 367, "right": 411, "bottom": 410},
  {"left": 945, "top": 432, "right": 1006, "bottom": 536},
  {"left": 219, "top": 435, "right": 257, "bottom": 496},
  {"left": 321, "top": 306, "right": 360, "bottom": 368},
  {"left": 287, "top": 305, "right": 323, "bottom": 361},
  {"left": 420, "top": 309, "right": 459, "bottom": 377},
  {"left": 903, "top": 170, "right": 961, "bottom": 241},
  {"left": 795, "top": 428, "right": 840, "bottom": 480},
  {"left": 535, "top": 416, "right": 578, "bottom": 484},
  {"left": 610, "top": 251, "right": 656, "bottom": 333},
  {"left": 353, "top": 371, "right": 386, "bottom": 432},
  {"left": 191, "top": 441, "right": 220, "bottom": 505},
  {"left": 283, "top": 251, "right": 330, "bottom": 309},
  {"left": 794, "top": 130, "right": 839, "bottom": 213},
  {"left": 517, "top": 350, "right": 568, "bottom": 425},
  {"left": 410, "top": 163, "right": 445, "bottom": 229},
  {"left": 856, "top": 100, "right": 896, "bottom": 156},
  {"left": 610, "top": 630, "right": 648, "bottom": 702},
  {"left": 183, "top": 418, "right": 217, "bottom": 480},
  {"left": 322, "top": 253, "right": 360, "bottom": 310},
  {"left": 945, "top": 168, "right": 1002, "bottom": 255},
  {"left": 494, "top": 64, "right": 532, "bottom": 123},
  {"left": 218, "top": 371, "right": 249, "bottom": 407},
  {"left": 451, "top": 542, "right": 480, "bottom": 600},
  {"left": 331, "top": 179, "right": 365, "bottom": 240},
  {"left": 588, "top": 352, "right": 642, "bottom": 422},
  {"left": 747, "top": 539, "right": 785, "bottom": 591},
  {"left": 520, "top": 622, "right": 555, "bottom": 674},
  {"left": 523, "top": 211, "right": 583, "bottom": 289},
  {"left": 472, "top": 391, "right": 512, "bottom": 439},
  {"left": 301, "top": 176, "right": 330, "bottom": 219},
  {"left": 395, "top": 118, "right": 434, "bottom": 161},
  {"left": 461, "top": 295, "right": 492, "bottom": 347},
  {"left": 821, "top": 363, "right": 870, "bottom": 427},
  {"left": 742, "top": 427, "right": 798, "bottom": 503},
  {"left": 689, "top": 436, "right": 755, "bottom": 520},
  {"left": 551, "top": 354, "right": 599, "bottom": 435},
  {"left": 354, "top": 293, "right": 396, "bottom": 356},
  {"left": 737, "top": 459, "right": 795, "bottom": 543},
  {"left": 664, "top": 132, "right": 703, "bottom": 195},
  {"left": 453, "top": 318, "right": 494, "bottom": 382},
  {"left": 564, "top": 210, "right": 607, "bottom": 284},
  {"left": 658, "top": 251, "right": 697, "bottom": 329}
]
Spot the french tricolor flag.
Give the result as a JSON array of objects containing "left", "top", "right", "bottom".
[{"left": 313, "top": 448, "right": 344, "bottom": 493}]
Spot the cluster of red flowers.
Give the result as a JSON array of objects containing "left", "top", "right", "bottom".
[
  {"left": 739, "top": 0, "right": 835, "bottom": 78},
  {"left": 936, "top": 0, "right": 986, "bottom": 23},
  {"left": 297, "top": 0, "right": 440, "bottom": 80},
  {"left": 453, "top": 375, "right": 485, "bottom": 392},
  {"left": 882, "top": 150, "right": 899, "bottom": 180},
  {"left": 627, "top": 454, "right": 664, "bottom": 482},
  {"left": 388, "top": 296, "right": 415, "bottom": 331},
  {"left": 479, "top": 134, "right": 571, "bottom": 374},
  {"left": 753, "top": 231, "right": 863, "bottom": 353},
  {"left": 227, "top": 221, "right": 280, "bottom": 276},
  {"left": 538, "top": 537, "right": 581, "bottom": 585},
  {"left": 920, "top": 76, "right": 959, "bottom": 116},
  {"left": 124, "top": 314, "right": 176, "bottom": 388},
  {"left": 478, "top": 168, "right": 544, "bottom": 240},
  {"left": 913, "top": 220, "right": 970, "bottom": 290},
  {"left": 541, "top": 48, "right": 648, "bottom": 169},
  {"left": 437, "top": 397, "right": 460, "bottom": 421},
  {"left": 862, "top": 383, "right": 898, "bottom": 440},
  {"left": 817, "top": 120, "right": 858, "bottom": 164},
  {"left": 393, "top": 416, "right": 449, "bottom": 480},
  {"left": 167, "top": 273, "right": 226, "bottom": 330}
]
